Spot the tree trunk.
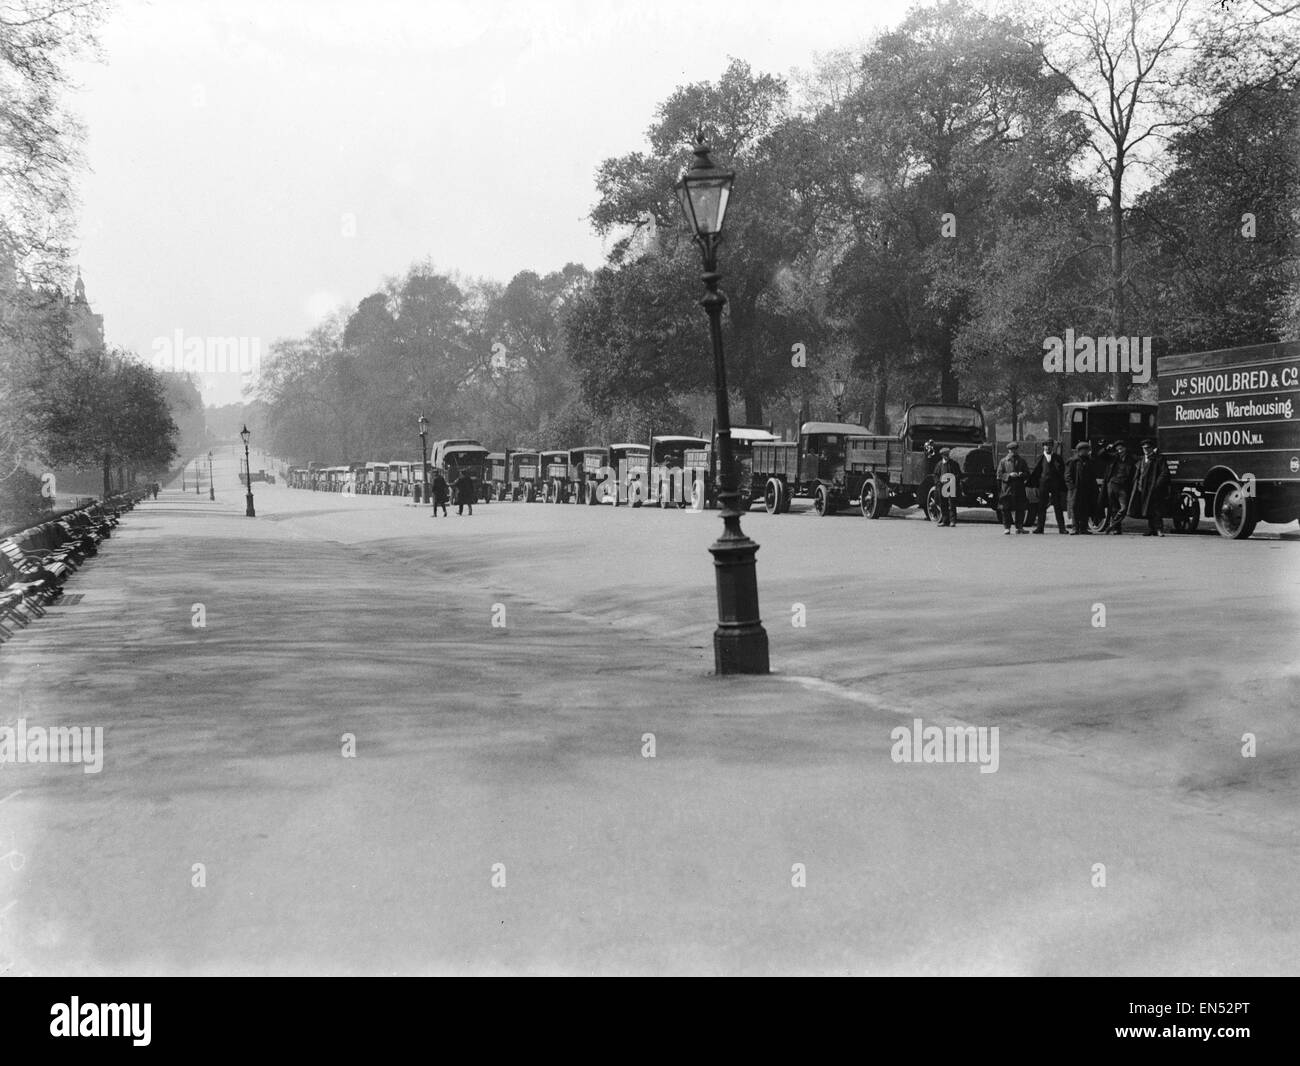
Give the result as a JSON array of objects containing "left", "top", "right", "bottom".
[
  {"left": 743, "top": 392, "right": 763, "bottom": 425},
  {"left": 939, "top": 334, "right": 957, "bottom": 403},
  {"left": 1009, "top": 383, "right": 1020, "bottom": 442},
  {"left": 872, "top": 373, "right": 888, "bottom": 434},
  {"left": 1110, "top": 164, "right": 1129, "bottom": 402},
  {"left": 102, "top": 452, "right": 112, "bottom": 496}
]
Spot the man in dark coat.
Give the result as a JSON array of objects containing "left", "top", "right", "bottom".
[
  {"left": 1029, "top": 440, "right": 1067, "bottom": 534},
  {"left": 933, "top": 446, "right": 962, "bottom": 526},
  {"left": 1065, "top": 442, "right": 1098, "bottom": 534},
  {"left": 453, "top": 471, "right": 475, "bottom": 516},
  {"left": 1102, "top": 442, "right": 1137, "bottom": 534},
  {"left": 996, "top": 441, "right": 1030, "bottom": 534},
  {"left": 1129, "top": 439, "right": 1171, "bottom": 536},
  {"left": 430, "top": 470, "right": 450, "bottom": 517}
]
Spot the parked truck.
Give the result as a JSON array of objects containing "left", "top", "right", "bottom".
[
  {"left": 751, "top": 421, "right": 871, "bottom": 515},
  {"left": 845, "top": 403, "right": 998, "bottom": 520},
  {"left": 683, "top": 425, "right": 780, "bottom": 510},
  {"left": 1156, "top": 341, "right": 1298, "bottom": 539}
]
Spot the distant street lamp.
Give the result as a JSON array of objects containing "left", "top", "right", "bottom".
[
  {"left": 675, "top": 134, "right": 769, "bottom": 676},
  {"left": 208, "top": 450, "right": 215, "bottom": 501},
  {"left": 830, "top": 375, "right": 847, "bottom": 422},
  {"left": 240, "top": 424, "right": 256, "bottom": 518},
  {"left": 195, "top": 459, "right": 201, "bottom": 495},
  {"left": 418, "top": 414, "right": 430, "bottom": 504}
]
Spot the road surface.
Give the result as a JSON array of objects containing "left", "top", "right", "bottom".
[{"left": 1, "top": 453, "right": 1297, "bottom": 974}]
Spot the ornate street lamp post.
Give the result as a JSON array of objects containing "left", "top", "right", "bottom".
[
  {"left": 208, "top": 450, "right": 215, "bottom": 501},
  {"left": 418, "top": 414, "right": 430, "bottom": 505},
  {"left": 675, "top": 135, "right": 769, "bottom": 675},
  {"left": 195, "top": 459, "right": 201, "bottom": 495},
  {"left": 240, "top": 424, "right": 256, "bottom": 518},
  {"left": 831, "top": 375, "right": 846, "bottom": 422}
]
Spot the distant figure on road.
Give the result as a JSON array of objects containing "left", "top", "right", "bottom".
[
  {"left": 453, "top": 472, "right": 474, "bottom": 516},
  {"left": 1065, "top": 442, "right": 1097, "bottom": 534},
  {"left": 151, "top": 482, "right": 159, "bottom": 500},
  {"left": 1129, "top": 439, "right": 1171, "bottom": 537},
  {"left": 431, "top": 471, "right": 449, "bottom": 517},
  {"left": 1102, "top": 442, "right": 1137, "bottom": 534},
  {"left": 996, "top": 441, "right": 1030, "bottom": 534},
  {"left": 932, "top": 446, "right": 961, "bottom": 527},
  {"left": 1029, "top": 440, "right": 1067, "bottom": 534}
]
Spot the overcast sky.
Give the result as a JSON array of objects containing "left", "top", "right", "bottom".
[{"left": 69, "top": 0, "right": 914, "bottom": 405}]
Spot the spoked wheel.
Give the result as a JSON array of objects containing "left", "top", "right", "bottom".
[
  {"left": 764, "top": 477, "right": 786, "bottom": 514},
  {"left": 860, "top": 478, "right": 889, "bottom": 519},
  {"left": 925, "top": 484, "right": 943, "bottom": 523},
  {"left": 1213, "top": 481, "right": 1257, "bottom": 540},
  {"left": 1172, "top": 490, "right": 1200, "bottom": 533},
  {"left": 814, "top": 484, "right": 833, "bottom": 516}
]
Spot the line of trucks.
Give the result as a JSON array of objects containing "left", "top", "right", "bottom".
[{"left": 287, "top": 341, "right": 1300, "bottom": 540}]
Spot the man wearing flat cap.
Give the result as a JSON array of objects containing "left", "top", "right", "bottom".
[
  {"left": 1029, "top": 439, "right": 1067, "bottom": 534},
  {"left": 933, "top": 445, "right": 961, "bottom": 526},
  {"left": 1102, "top": 441, "right": 1137, "bottom": 533},
  {"left": 996, "top": 441, "right": 1030, "bottom": 534},
  {"left": 1065, "top": 441, "right": 1099, "bottom": 534},
  {"left": 1128, "top": 438, "right": 1171, "bottom": 536}
]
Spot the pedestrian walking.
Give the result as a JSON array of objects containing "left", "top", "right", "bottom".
[
  {"left": 996, "top": 441, "right": 1030, "bottom": 534},
  {"left": 453, "top": 471, "right": 475, "bottom": 516},
  {"left": 1065, "top": 442, "right": 1098, "bottom": 534},
  {"left": 1029, "top": 440, "right": 1067, "bottom": 534},
  {"left": 1128, "top": 438, "right": 1172, "bottom": 536},
  {"left": 932, "top": 446, "right": 962, "bottom": 526},
  {"left": 430, "top": 470, "right": 450, "bottom": 517},
  {"left": 1102, "top": 442, "right": 1137, "bottom": 534}
]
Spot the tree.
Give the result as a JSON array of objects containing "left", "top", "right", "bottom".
[
  {"left": 590, "top": 59, "right": 813, "bottom": 423},
  {"left": 809, "top": 1, "right": 1090, "bottom": 421},
  {"left": 1130, "top": 69, "right": 1298, "bottom": 353},
  {"left": 31, "top": 347, "right": 178, "bottom": 494},
  {"left": 0, "top": 0, "right": 107, "bottom": 279}
]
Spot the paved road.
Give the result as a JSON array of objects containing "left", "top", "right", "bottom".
[{"left": 1, "top": 459, "right": 1297, "bottom": 974}]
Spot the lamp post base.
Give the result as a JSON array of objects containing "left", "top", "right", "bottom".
[
  {"left": 245, "top": 494, "right": 256, "bottom": 518},
  {"left": 709, "top": 533, "right": 769, "bottom": 675}
]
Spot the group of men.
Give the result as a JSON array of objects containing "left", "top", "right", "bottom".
[
  {"left": 428, "top": 470, "right": 476, "bottom": 517},
  {"left": 931, "top": 437, "right": 1173, "bottom": 536}
]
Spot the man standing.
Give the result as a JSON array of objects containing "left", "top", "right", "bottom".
[
  {"left": 430, "top": 470, "right": 450, "bottom": 517},
  {"left": 1102, "top": 442, "right": 1137, "bottom": 534},
  {"left": 453, "top": 470, "right": 475, "bottom": 516},
  {"left": 933, "top": 446, "right": 962, "bottom": 526},
  {"left": 1065, "top": 442, "right": 1098, "bottom": 534},
  {"left": 996, "top": 441, "right": 1030, "bottom": 535},
  {"left": 1129, "top": 439, "right": 1171, "bottom": 536},
  {"left": 1029, "top": 440, "right": 1067, "bottom": 534}
]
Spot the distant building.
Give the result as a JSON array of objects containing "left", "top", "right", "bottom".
[
  {"left": 0, "top": 260, "right": 105, "bottom": 355},
  {"left": 64, "top": 268, "right": 105, "bottom": 354}
]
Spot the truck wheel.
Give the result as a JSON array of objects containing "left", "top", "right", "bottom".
[
  {"left": 1213, "top": 480, "right": 1258, "bottom": 540},
  {"left": 1172, "top": 490, "right": 1199, "bottom": 532},
  {"left": 860, "top": 477, "right": 889, "bottom": 519},
  {"left": 764, "top": 478, "right": 785, "bottom": 514},
  {"left": 925, "top": 484, "right": 944, "bottom": 523},
  {"left": 814, "top": 484, "right": 834, "bottom": 516}
]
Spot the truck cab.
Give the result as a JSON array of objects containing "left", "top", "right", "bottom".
[{"left": 431, "top": 439, "right": 490, "bottom": 500}]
